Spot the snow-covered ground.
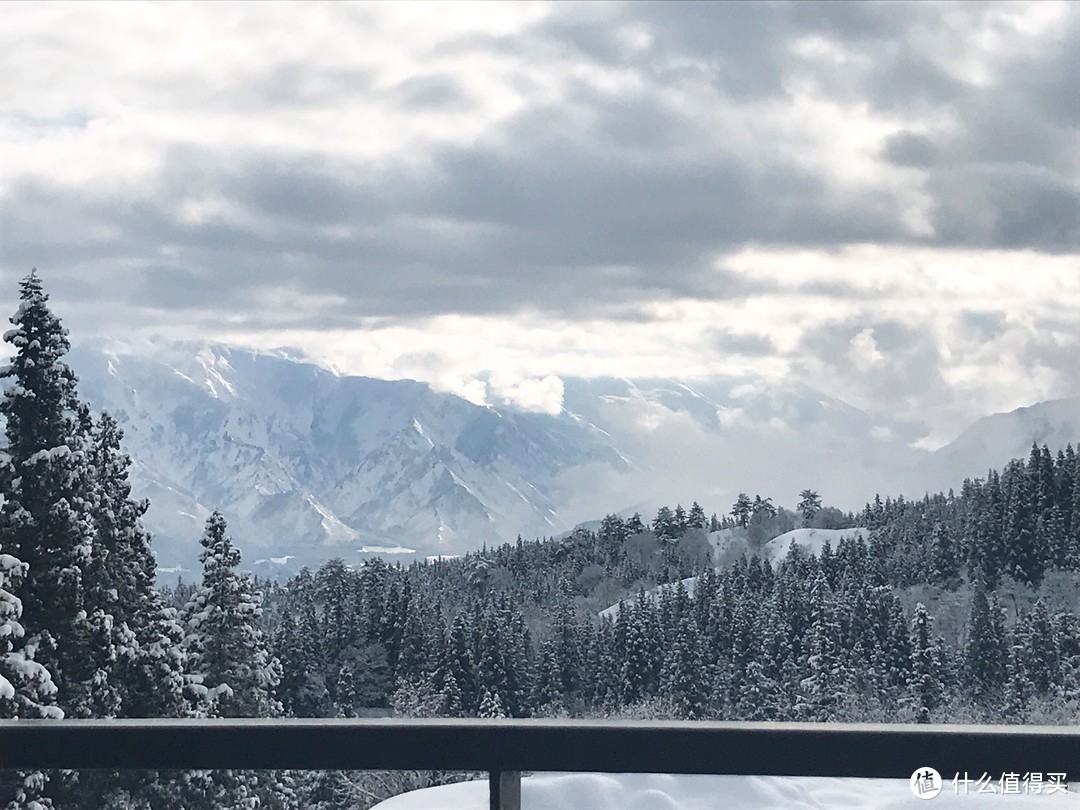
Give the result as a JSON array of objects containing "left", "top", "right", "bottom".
[
  {"left": 371, "top": 773, "right": 1080, "bottom": 809},
  {"left": 600, "top": 528, "right": 869, "bottom": 618},
  {"left": 763, "top": 527, "right": 870, "bottom": 566}
]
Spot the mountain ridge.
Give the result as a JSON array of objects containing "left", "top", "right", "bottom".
[{"left": 58, "top": 338, "right": 1079, "bottom": 573}]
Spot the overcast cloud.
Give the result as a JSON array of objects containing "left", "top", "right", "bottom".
[{"left": 1, "top": 0, "right": 1077, "bottom": 446}]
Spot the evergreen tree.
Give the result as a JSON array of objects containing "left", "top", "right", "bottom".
[
  {"left": 673, "top": 504, "right": 688, "bottom": 535},
  {"left": 618, "top": 599, "right": 652, "bottom": 706},
  {"left": 0, "top": 271, "right": 106, "bottom": 717},
  {"left": 1002, "top": 460, "right": 1041, "bottom": 586},
  {"left": 963, "top": 587, "right": 1007, "bottom": 707},
  {"left": 0, "top": 548, "right": 62, "bottom": 719},
  {"left": 1004, "top": 641, "right": 1034, "bottom": 722},
  {"left": 182, "top": 511, "right": 282, "bottom": 718},
  {"left": 446, "top": 614, "right": 477, "bottom": 715},
  {"left": 797, "top": 573, "right": 846, "bottom": 721},
  {"left": 687, "top": 502, "right": 706, "bottom": 530},
  {"left": 177, "top": 513, "right": 287, "bottom": 809},
  {"left": 89, "top": 411, "right": 186, "bottom": 718},
  {"left": 661, "top": 614, "right": 707, "bottom": 719},
  {"left": 1015, "top": 601, "right": 1060, "bottom": 698},
  {"left": 929, "top": 524, "right": 960, "bottom": 587},
  {"left": 1040, "top": 505, "right": 1071, "bottom": 572},
  {"left": 652, "top": 506, "right": 677, "bottom": 540},
  {"left": 908, "top": 604, "right": 944, "bottom": 723},
  {"left": 730, "top": 494, "right": 752, "bottom": 529},
  {"left": 751, "top": 495, "right": 776, "bottom": 520},
  {"left": 478, "top": 687, "right": 507, "bottom": 719},
  {"left": 797, "top": 490, "right": 822, "bottom": 526},
  {"left": 0, "top": 544, "right": 61, "bottom": 810},
  {"left": 531, "top": 640, "right": 563, "bottom": 711}
]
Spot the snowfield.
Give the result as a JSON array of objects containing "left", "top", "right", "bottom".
[
  {"left": 763, "top": 527, "right": 870, "bottom": 566},
  {"left": 371, "top": 773, "right": 1080, "bottom": 809}
]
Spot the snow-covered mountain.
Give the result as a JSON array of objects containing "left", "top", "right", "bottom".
[
  {"left": 62, "top": 339, "right": 1078, "bottom": 573},
  {"left": 68, "top": 339, "right": 625, "bottom": 572},
  {"left": 925, "top": 397, "right": 1080, "bottom": 491}
]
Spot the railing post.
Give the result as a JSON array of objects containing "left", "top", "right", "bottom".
[{"left": 489, "top": 769, "right": 521, "bottom": 810}]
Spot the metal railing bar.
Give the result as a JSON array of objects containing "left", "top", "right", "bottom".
[{"left": 0, "top": 719, "right": 1076, "bottom": 781}]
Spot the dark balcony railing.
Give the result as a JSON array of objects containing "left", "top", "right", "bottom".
[{"left": 2, "top": 719, "right": 1078, "bottom": 809}]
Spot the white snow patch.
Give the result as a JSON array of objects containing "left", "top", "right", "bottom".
[
  {"left": 448, "top": 469, "right": 480, "bottom": 499},
  {"left": 371, "top": 772, "right": 1077, "bottom": 809},
  {"left": 306, "top": 496, "right": 360, "bottom": 544},
  {"left": 600, "top": 574, "right": 700, "bottom": 619},
  {"left": 764, "top": 527, "right": 870, "bottom": 566},
  {"left": 25, "top": 445, "right": 71, "bottom": 464},
  {"left": 567, "top": 411, "right": 614, "bottom": 438},
  {"left": 411, "top": 419, "right": 435, "bottom": 448},
  {"left": 360, "top": 545, "right": 416, "bottom": 554},
  {"left": 503, "top": 480, "right": 532, "bottom": 505}
]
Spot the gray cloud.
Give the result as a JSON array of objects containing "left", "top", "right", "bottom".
[
  {"left": 709, "top": 329, "right": 777, "bottom": 357},
  {"left": 3, "top": 2, "right": 1077, "bottom": 323},
  {"left": 928, "top": 165, "right": 1080, "bottom": 251},
  {"left": 959, "top": 310, "right": 1008, "bottom": 343},
  {"left": 0, "top": 0, "right": 1076, "bottom": 442},
  {"left": 882, "top": 132, "right": 939, "bottom": 169}
]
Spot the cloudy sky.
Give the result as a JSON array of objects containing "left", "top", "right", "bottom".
[{"left": 1, "top": 0, "right": 1077, "bottom": 447}]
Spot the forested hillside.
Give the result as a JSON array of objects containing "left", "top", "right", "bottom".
[{"left": 2, "top": 273, "right": 1078, "bottom": 809}]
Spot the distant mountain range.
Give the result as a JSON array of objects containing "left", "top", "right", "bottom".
[{"left": 63, "top": 339, "right": 1078, "bottom": 574}]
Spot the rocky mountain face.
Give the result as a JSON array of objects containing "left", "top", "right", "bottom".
[{"left": 63, "top": 339, "right": 1078, "bottom": 574}]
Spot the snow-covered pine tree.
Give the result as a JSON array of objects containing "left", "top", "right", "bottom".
[
  {"left": 965, "top": 474, "right": 1002, "bottom": 587},
  {"left": 963, "top": 587, "right": 1007, "bottom": 709},
  {"left": 0, "top": 547, "right": 61, "bottom": 718},
  {"left": 0, "top": 271, "right": 117, "bottom": 719},
  {"left": 530, "top": 640, "right": 563, "bottom": 711},
  {"left": 797, "top": 489, "right": 822, "bottom": 527},
  {"left": 652, "top": 506, "right": 677, "bottom": 540},
  {"left": 1003, "top": 459, "right": 1041, "bottom": 586},
  {"left": 0, "top": 543, "right": 62, "bottom": 810},
  {"left": 88, "top": 410, "right": 186, "bottom": 718},
  {"left": 687, "top": 501, "right": 706, "bottom": 530},
  {"left": 175, "top": 512, "right": 287, "bottom": 810},
  {"left": 444, "top": 613, "right": 477, "bottom": 715},
  {"left": 908, "top": 603, "right": 944, "bottom": 724},
  {"left": 618, "top": 601, "right": 652, "bottom": 706},
  {"left": 478, "top": 687, "right": 506, "bottom": 718},
  {"left": 796, "top": 572, "right": 846, "bottom": 722},
  {"left": 661, "top": 614, "right": 707, "bottom": 719},
  {"left": 182, "top": 511, "right": 282, "bottom": 718}
]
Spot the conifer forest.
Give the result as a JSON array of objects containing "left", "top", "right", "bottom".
[{"left": 2, "top": 273, "right": 1079, "bottom": 809}]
